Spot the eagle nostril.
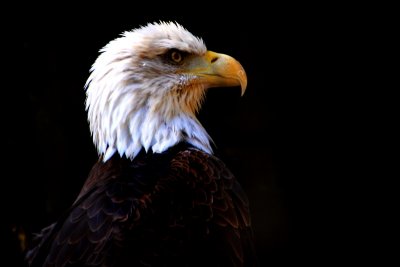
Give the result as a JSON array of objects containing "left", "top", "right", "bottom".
[{"left": 211, "top": 56, "right": 218, "bottom": 63}]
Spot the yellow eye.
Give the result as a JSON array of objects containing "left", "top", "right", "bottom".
[{"left": 170, "top": 51, "right": 182, "bottom": 63}]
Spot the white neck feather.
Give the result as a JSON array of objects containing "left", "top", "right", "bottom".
[{"left": 86, "top": 76, "right": 213, "bottom": 161}]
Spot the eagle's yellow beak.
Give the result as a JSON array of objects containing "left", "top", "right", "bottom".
[{"left": 183, "top": 51, "right": 247, "bottom": 96}]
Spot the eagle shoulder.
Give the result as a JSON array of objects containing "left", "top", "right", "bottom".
[
  {"left": 27, "top": 144, "right": 257, "bottom": 266},
  {"left": 168, "top": 147, "right": 256, "bottom": 266}
]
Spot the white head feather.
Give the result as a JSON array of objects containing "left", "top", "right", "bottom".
[{"left": 85, "top": 21, "right": 212, "bottom": 161}]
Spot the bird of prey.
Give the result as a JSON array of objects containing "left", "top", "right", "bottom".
[{"left": 27, "top": 21, "right": 257, "bottom": 267}]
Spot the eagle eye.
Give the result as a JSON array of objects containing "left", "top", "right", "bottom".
[
  {"left": 171, "top": 50, "right": 182, "bottom": 63},
  {"left": 166, "top": 49, "right": 185, "bottom": 64}
]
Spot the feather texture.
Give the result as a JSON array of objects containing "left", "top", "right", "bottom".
[
  {"left": 27, "top": 144, "right": 257, "bottom": 266},
  {"left": 85, "top": 22, "right": 211, "bottom": 161}
]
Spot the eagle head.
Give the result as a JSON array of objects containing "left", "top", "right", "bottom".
[{"left": 85, "top": 21, "right": 247, "bottom": 161}]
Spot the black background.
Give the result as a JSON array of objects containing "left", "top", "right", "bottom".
[{"left": 2, "top": 3, "right": 373, "bottom": 266}]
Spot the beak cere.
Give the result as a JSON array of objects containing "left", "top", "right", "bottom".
[{"left": 183, "top": 51, "right": 248, "bottom": 96}]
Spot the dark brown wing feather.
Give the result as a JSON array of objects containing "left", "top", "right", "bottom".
[
  {"left": 170, "top": 148, "right": 258, "bottom": 267},
  {"left": 27, "top": 143, "right": 257, "bottom": 266}
]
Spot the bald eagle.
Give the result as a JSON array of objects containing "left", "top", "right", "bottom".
[{"left": 27, "top": 21, "right": 257, "bottom": 267}]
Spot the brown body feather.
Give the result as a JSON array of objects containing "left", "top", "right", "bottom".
[{"left": 27, "top": 143, "right": 257, "bottom": 266}]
